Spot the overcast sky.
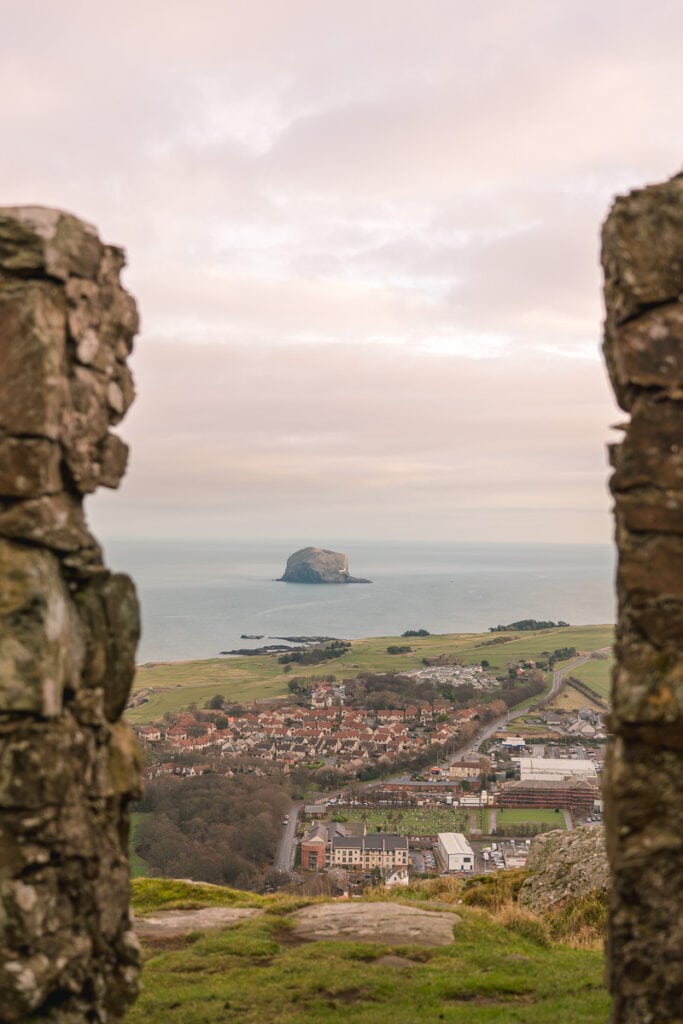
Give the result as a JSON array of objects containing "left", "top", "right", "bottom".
[{"left": 3, "top": 0, "right": 682, "bottom": 545}]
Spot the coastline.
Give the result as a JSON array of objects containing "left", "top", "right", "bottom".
[
  {"left": 103, "top": 539, "right": 615, "bottom": 664},
  {"left": 128, "top": 624, "right": 615, "bottom": 724}
]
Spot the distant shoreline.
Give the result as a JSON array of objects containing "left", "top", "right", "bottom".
[{"left": 134, "top": 623, "right": 615, "bottom": 670}]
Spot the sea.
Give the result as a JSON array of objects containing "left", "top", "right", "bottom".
[{"left": 99, "top": 540, "right": 617, "bottom": 664}]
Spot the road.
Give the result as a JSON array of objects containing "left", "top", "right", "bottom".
[
  {"left": 546, "top": 652, "right": 596, "bottom": 703},
  {"left": 272, "top": 649, "right": 608, "bottom": 868},
  {"left": 455, "top": 649, "right": 610, "bottom": 758},
  {"left": 273, "top": 800, "right": 303, "bottom": 873}
]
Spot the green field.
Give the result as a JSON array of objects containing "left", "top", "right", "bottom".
[
  {"left": 567, "top": 656, "right": 614, "bottom": 700},
  {"left": 128, "top": 655, "right": 292, "bottom": 723},
  {"left": 337, "top": 807, "right": 568, "bottom": 838},
  {"left": 128, "top": 625, "right": 614, "bottom": 724},
  {"left": 125, "top": 879, "right": 609, "bottom": 1024},
  {"left": 490, "top": 809, "right": 566, "bottom": 830}
]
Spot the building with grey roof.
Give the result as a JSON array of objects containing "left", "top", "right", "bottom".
[{"left": 329, "top": 830, "right": 409, "bottom": 871}]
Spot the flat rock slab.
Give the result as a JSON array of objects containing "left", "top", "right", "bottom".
[
  {"left": 289, "top": 902, "right": 459, "bottom": 946},
  {"left": 135, "top": 907, "right": 263, "bottom": 937}
]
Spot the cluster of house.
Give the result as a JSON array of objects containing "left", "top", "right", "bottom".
[
  {"left": 135, "top": 687, "right": 496, "bottom": 779},
  {"left": 541, "top": 707, "right": 607, "bottom": 739},
  {"left": 404, "top": 663, "right": 497, "bottom": 688}
]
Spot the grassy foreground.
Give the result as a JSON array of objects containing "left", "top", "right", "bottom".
[
  {"left": 128, "top": 624, "right": 614, "bottom": 723},
  {"left": 127, "top": 879, "right": 609, "bottom": 1024}
]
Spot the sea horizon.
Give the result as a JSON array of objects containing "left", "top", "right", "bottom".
[{"left": 98, "top": 538, "right": 616, "bottom": 664}]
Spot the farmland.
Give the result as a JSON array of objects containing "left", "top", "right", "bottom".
[
  {"left": 567, "top": 656, "right": 614, "bottom": 700},
  {"left": 128, "top": 624, "right": 614, "bottom": 724},
  {"left": 489, "top": 808, "right": 566, "bottom": 830}
]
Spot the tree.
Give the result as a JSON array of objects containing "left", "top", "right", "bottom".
[{"left": 133, "top": 774, "right": 290, "bottom": 889}]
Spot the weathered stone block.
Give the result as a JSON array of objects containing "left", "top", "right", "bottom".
[
  {"left": 610, "top": 397, "right": 683, "bottom": 492},
  {"left": 616, "top": 530, "right": 683, "bottom": 602},
  {"left": 0, "top": 494, "right": 94, "bottom": 553},
  {"left": 0, "top": 207, "right": 140, "bottom": 1020},
  {"left": 602, "top": 174, "right": 683, "bottom": 327},
  {"left": 604, "top": 738, "right": 683, "bottom": 1022},
  {"left": 99, "top": 434, "right": 129, "bottom": 489},
  {"left": 102, "top": 723, "right": 143, "bottom": 798},
  {"left": 97, "top": 245, "right": 140, "bottom": 350},
  {"left": 76, "top": 574, "right": 140, "bottom": 721},
  {"left": 603, "top": 169, "right": 683, "bottom": 1024},
  {"left": 0, "top": 718, "right": 95, "bottom": 810},
  {"left": 0, "top": 206, "right": 102, "bottom": 282},
  {"left": 609, "top": 301, "right": 683, "bottom": 395},
  {"left": 0, "top": 539, "right": 84, "bottom": 716},
  {"left": 61, "top": 542, "right": 109, "bottom": 581},
  {"left": 65, "top": 271, "right": 138, "bottom": 371},
  {"left": 0, "top": 438, "right": 62, "bottom": 497},
  {"left": 617, "top": 490, "right": 683, "bottom": 535},
  {"left": 622, "top": 596, "right": 683, "bottom": 649},
  {"left": 611, "top": 639, "right": 683, "bottom": 724},
  {"left": 0, "top": 281, "right": 67, "bottom": 439},
  {"left": 61, "top": 364, "right": 133, "bottom": 492}
]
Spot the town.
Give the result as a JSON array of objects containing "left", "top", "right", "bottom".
[{"left": 132, "top": 657, "right": 607, "bottom": 892}]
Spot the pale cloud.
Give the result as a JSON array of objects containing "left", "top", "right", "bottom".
[
  {"left": 1, "top": 0, "right": 680, "bottom": 544},
  {"left": 87, "top": 339, "right": 616, "bottom": 543}
]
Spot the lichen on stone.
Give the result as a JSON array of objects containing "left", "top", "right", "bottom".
[
  {"left": 0, "top": 206, "right": 141, "bottom": 1022},
  {"left": 601, "top": 171, "right": 683, "bottom": 1024}
]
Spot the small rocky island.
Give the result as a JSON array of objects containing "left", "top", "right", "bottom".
[{"left": 278, "top": 546, "right": 371, "bottom": 584}]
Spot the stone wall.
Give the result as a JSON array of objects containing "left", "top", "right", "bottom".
[
  {"left": 602, "top": 173, "right": 683, "bottom": 1023},
  {"left": 0, "top": 208, "right": 142, "bottom": 1021}
]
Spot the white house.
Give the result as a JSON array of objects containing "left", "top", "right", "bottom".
[
  {"left": 437, "top": 832, "right": 475, "bottom": 872},
  {"left": 382, "top": 865, "right": 410, "bottom": 887}
]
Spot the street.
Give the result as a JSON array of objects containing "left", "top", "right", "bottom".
[{"left": 273, "top": 801, "right": 303, "bottom": 872}]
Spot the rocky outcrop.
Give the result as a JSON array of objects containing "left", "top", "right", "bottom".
[
  {"left": 518, "top": 827, "right": 609, "bottom": 914},
  {"left": 134, "top": 900, "right": 459, "bottom": 946},
  {"left": 290, "top": 902, "right": 458, "bottom": 945},
  {"left": 278, "top": 546, "right": 371, "bottom": 583},
  {"left": 0, "top": 208, "right": 141, "bottom": 1021},
  {"left": 601, "top": 171, "right": 683, "bottom": 1024},
  {"left": 135, "top": 907, "right": 262, "bottom": 938}
]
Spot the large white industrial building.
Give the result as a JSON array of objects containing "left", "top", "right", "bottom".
[
  {"left": 515, "top": 757, "right": 598, "bottom": 782},
  {"left": 437, "top": 832, "right": 475, "bottom": 872}
]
